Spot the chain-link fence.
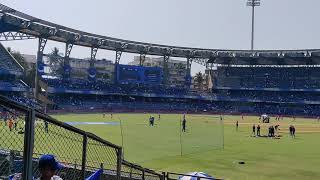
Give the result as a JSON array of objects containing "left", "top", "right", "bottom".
[
  {"left": 0, "top": 95, "right": 164, "bottom": 180},
  {"left": 0, "top": 96, "right": 28, "bottom": 179}
]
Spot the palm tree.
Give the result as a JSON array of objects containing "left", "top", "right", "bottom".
[
  {"left": 48, "top": 47, "right": 64, "bottom": 76},
  {"left": 194, "top": 72, "right": 204, "bottom": 90},
  {"left": 48, "top": 47, "right": 63, "bottom": 65},
  {"left": 52, "top": 47, "right": 59, "bottom": 55}
]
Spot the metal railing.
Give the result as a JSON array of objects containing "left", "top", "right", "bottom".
[{"left": 121, "top": 160, "right": 164, "bottom": 180}]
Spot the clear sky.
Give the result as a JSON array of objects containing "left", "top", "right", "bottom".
[{"left": 1, "top": 0, "right": 320, "bottom": 74}]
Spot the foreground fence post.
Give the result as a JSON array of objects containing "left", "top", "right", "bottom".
[
  {"left": 129, "top": 166, "right": 132, "bottom": 179},
  {"left": 166, "top": 172, "right": 169, "bottom": 180},
  {"left": 117, "top": 147, "right": 122, "bottom": 180},
  {"left": 9, "top": 150, "right": 14, "bottom": 175},
  {"left": 142, "top": 169, "right": 145, "bottom": 180},
  {"left": 81, "top": 134, "right": 88, "bottom": 180},
  {"left": 23, "top": 109, "right": 35, "bottom": 180},
  {"left": 162, "top": 172, "right": 166, "bottom": 180}
]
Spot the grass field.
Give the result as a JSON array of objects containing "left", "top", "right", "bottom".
[
  {"left": 1, "top": 113, "right": 320, "bottom": 180},
  {"left": 47, "top": 113, "right": 320, "bottom": 180},
  {"left": 52, "top": 114, "right": 224, "bottom": 164}
]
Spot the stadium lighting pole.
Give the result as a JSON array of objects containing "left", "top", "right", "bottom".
[{"left": 247, "top": 0, "right": 260, "bottom": 50}]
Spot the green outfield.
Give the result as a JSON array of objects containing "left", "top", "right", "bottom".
[
  {"left": 47, "top": 113, "right": 320, "bottom": 180},
  {"left": 1, "top": 113, "right": 320, "bottom": 180}
]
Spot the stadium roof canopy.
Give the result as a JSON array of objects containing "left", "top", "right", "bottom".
[{"left": 1, "top": 3, "right": 320, "bottom": 65}]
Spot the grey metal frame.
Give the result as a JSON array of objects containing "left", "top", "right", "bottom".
[
  {"left": 0, "top": 32, "right": 35, "bottom": 41},
  {"left": 122, "top": 160, "right": 164, "bottom": 180},
  {"left": 0, "top": 2, "right": 318, "bottom": 63},
  {"left": 23, "top": 109, "right": 35, "bottom": 180}
]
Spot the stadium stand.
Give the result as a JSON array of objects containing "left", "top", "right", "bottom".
[
  {"left": 213, "top": 90, "right": 320, "bottom": 103},
  {"left": 207, "top": 65, "right": 320, "bottom": 116},
  {"left": 1, "top": 42, "right": 320, "bottom": 117},
  {"left": 45, "top": 79, "right": 189, "bottom": 96},
  {"left": 216, "top": 66, "right": 320, "bottom": 89},
  {"left": 1, "top": 92, "right": 41, "bottom": 109},
  {"left": 0, "top": 43, "right": 23, "bottom": 76},
  {"left": 0, "top": 80, "right": 26, "bottom": 89},
  {"left": 0, "top": 43, "right": 40, "bottom": 109}
]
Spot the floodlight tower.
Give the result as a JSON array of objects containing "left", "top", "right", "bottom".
[{"left": 247, "top": 0, "right": 260, "bottom": 50}]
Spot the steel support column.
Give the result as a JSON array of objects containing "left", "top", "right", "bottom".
[
  {"left": 139, "top": 53, "right": 146, "bottom": 66},
  {"left": 185, "top": 57, "right": 193, "bottom": 88},
  {"left": 163, "top": 55, "right": 170, "bottom": 84},
  {"left": 115, "top": 50, "right": 122, "bottom": 65},
  {"left": 90, "top": 47, "right": 98, "bottom": 67},
  {"left": 34, "top": 38, "right": 47, "bottom": 98},
  {"left": 63, "top": 43, "right": 73, "bottom": 79},
  {"left": 64, "top": 43, "right": 73, "bottom": 60},
  {"left": 186, "top": 57, "right": 192, "bottom": 76},
  {"left": 114, "top": 50, "right": 122, "bottom": 83}
]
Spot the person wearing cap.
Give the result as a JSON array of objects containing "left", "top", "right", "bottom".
[{"left": 37, "top": 154, "right": 63, "bottom": 180}]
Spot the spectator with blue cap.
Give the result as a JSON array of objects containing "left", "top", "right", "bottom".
[
  {"left": 37, "top": 154, "right": 63, "bottom": 180},
  {"left": 9, "top": 154, "right": 63, "bottom": 180}
]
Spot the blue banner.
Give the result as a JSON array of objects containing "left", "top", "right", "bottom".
[
  {"left": 37, "top": 62, "right": 45, "bottom": 75},
  {"left": 88, "top": 67, "right": 97, "bottom": 81},
  {"left": 85, "top": 169, "right": 103, "bottom": 180}
]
